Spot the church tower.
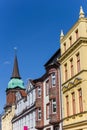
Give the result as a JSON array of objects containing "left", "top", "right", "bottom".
[
  {"left": 4, "top": 53, "right": 25, "bottom": 111},
  {"left": 2, "top": 53, "right": 25, "bottom": 130}
]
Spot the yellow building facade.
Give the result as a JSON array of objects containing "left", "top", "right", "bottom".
[
  {"left": 2, "top": 105, "right": 15, "bottom": 130},
  {"left": 59, "top": 7, "right": 87, "bottom": 130}
]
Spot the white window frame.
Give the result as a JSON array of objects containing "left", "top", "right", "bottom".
[
  {"left": 52, "top": 99, "right": 56, "bottom": 113},
  {"left": 51, "top": 73, "right": 56, "bottom": 87},
  {"left": 38, "top": 86, "right": 41, "bottom": 97},
  {"left": 38, "top": 108, "right": 41, "bottom": 120}
]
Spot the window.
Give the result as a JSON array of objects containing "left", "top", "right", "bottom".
[
  {"left": 70, "top": 58, "right": 74, "bottom": 77},
  {"left": 38, "top": 86, "right": 41, "bottom": 97},
  {"left": 64, "top": 63, "right": 68, "bottom": 81},
  {"left": 64, "top": 42, "right": 66, "bottom": 52},
  {"left": 46, "top": 103, "right": 50, "bottom": 119},
  {"left": 52, "top": 72, "right": 56, "bottom": 86},
  {"left": 52, "top": 99, "right": 56, "bottom": 113},
  {"left": 76, "top": 53, "right": 80, "bottom": 73},
  {"left": 69, "top": 36, "right": 72, "bottom": 46},
  {"left": 66, "top": 95, "right": 69, "bottom": 116},
  {"left": 78, "top": 89, "right": 83, "bottom": 112},
  {"left": 72, "top": 92, "right": 76, "bottom": 114},
  {"left": 75, "top": 29, "right": 78, "bottom": 40},
  {"left": 46, "top": 128, "right": 51, "bottom": 130},
  {"left": 54, "top": 126, "right": 59, "bottom": 130},
  {"left": 38, "top": 108, "right": 41, "bottom": 120},
  {"left": 46, "top": 80, "right": 49, "bottom": 96}
]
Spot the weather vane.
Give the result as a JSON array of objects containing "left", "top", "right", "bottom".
[{"left": 14, "top": 47, "right": 17, "bottom": 55}]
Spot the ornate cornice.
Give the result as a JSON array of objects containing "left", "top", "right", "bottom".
[{"left": 62, "top": 77, "right": 82, "bottom": 93}]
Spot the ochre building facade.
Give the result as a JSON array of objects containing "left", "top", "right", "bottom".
[{"left": 59, "top": 7, "right": 87, "bottom": 130}]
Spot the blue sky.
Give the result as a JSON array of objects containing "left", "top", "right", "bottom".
[{"left": 0, "top": 0, "right": 87, "bottom": 113}]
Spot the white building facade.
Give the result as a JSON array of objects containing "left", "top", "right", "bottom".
[{"left": 12, "top": 80, "right": 37, "bottom": 130}]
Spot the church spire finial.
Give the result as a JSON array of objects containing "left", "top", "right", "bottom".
[
  {"left": 79, "top": 6, "right": 85, "bottom": 18},
  {"left": 14, "top": 47, "right": 17, "bottom": 55},
  {"left": 60, "top": 29, "right": 64, "bottom": 40},
  {"left": 11, "top": 48, "right": 21, "bottom": 79}
]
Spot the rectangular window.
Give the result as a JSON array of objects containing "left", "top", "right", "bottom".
[
  {"left": 69, "top": 36, "right": 72, "bottom": 46},
  {"left": 46, "top": 103, "right": 50, "bottom": 119},
  {"left": 70, "top": 58, "right": 74, "bottom": 77},
  {"left": 75, "top": 29, "right": 78, "bottom": 40},
  {"left": 78, "top": 89, "right": 83, "bottom": 112},
  {"left": 64, "top": 43, "right": 66, "bottom": 52},
  {"left": 46, "top": 128, "right": 51, "bottom": 130},
  {"left": 38, "top": 108, "right": 41, "bottom": 120},
  {"left": 66, "top": 95, "right": 69, "bottom": 116},
  {"left": 52, "top": 99, "right": 56, "bottom": 113},
  {"left": 72, "top": 92, "right": 76, "bottom": 114},
  {"left": 52, "top": 73, "right": 56, "bottom": 86},
  {"left": 64, "top": 63, "right": 68, "bottom": 81},
  {"left": 46, "top": 80, "right": 49, "bottom": 96},
  {"left": 76, "top": 53, "right": 80, "bottom": 73},
  {"left": 54, "top": 126, "right": 59, "bottom": 130},
  {"left": 38, "top": 86, "right": 41, "bottom": 98}
]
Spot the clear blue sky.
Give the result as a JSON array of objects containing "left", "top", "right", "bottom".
[{"left": 0, "top": 0, "right": 87, "bottom": 113}]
